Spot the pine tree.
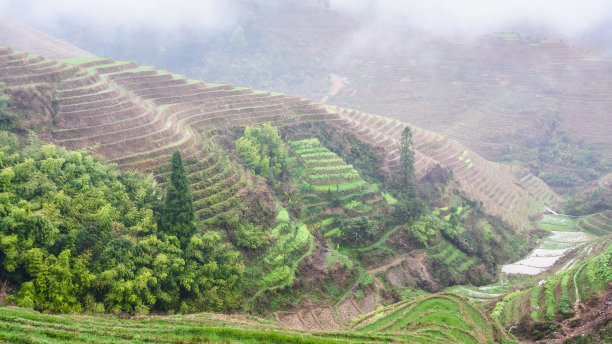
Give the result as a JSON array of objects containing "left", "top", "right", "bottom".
[
  {"left": 161, "top": 151, "right": 197, "bottom": 248},
  {"left": 400, "top": 126, "right": 416, "bottom": 198}
]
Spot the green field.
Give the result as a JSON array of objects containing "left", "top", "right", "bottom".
[
  {"left": 0, "top": 292, "right": 518, "bottom": 344},
  {"left": 350, "top": 293, "right": 517, "bottom": 344},
  {"left": 288, "top": 138, "right": 384, "bottom": 231},
  {"left": 539, "top": 214, "right": 575, "bottom": 231},
  {"left": 497, "top": 238, "right": 611, "bottom": 326}
]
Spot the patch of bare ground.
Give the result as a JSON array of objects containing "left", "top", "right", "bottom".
[
  {"left": 320, "top": 73, "right": 347, "bottom": 103},
  {"left": 357, "top": 292, "right": 378, "bottom": 314},
  {"left": 336, "top": 296, "right": 362, "bottom": 324},
  {"left": 274, "top": 245, "right": 355, "bottom": 330},
  {"left": 544, "top": 283, "right": 612, "bottom": 343},
  {"left": 276, "top": 312, "right": 305, "bottom": 330},
  {"left": 309, "top": 247, "right": 329, "bottom": 271},
  {"left": 378, "top": 252, "right": 439, "bottom": 292},
  {"left": 314, "top": 308, "right": 340, "bottom": 329}
]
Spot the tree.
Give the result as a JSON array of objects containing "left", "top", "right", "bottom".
[
  {"left": 229, "top": 25, "right": 247, "bottom": 50},
  {"left": 235, "top": 123, "right": 287, "bottom": 182},
  {"left": 337, "top": 216, "right": 377, "bottom": 247},
  {"left": 160, "top": 151, "right": 197, "bottom": 248},
  {"left": 0, "top": 83, "right": 12, "bottom": 130},
  {"left": 400, "top": 126, "right": 416, "bottom": 198}
]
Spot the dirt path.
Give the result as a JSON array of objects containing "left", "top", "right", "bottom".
[
  {"left": 320, "top": 73, "right": 347, "bottom": 103},
  {"left": 367, "top": 256, "right": 405, "bottom": 275}
]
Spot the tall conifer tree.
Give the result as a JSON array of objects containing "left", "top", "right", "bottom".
[
  {"left": 161, "top": 150, "right": 197, "bottom": 247},
  {"left": 400, "top": 126, "right": 416, "bottom": 198}
]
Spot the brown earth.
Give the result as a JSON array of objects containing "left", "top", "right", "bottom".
[{"left": 543, "top": 283, "right": 612, "bottom": 343}]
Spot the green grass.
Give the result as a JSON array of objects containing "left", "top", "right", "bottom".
[
  {"left": 497, "top": 239, "right": 612, "bottom": 325},
  {"left": 539, "top": 214, "right": 575, "bottom": 231},
  {"left": 351, "top": 293, "right": 516, "bottom": 343},
  {"left": 381, "top": 191, "right": 397, "bottom": 205},
  {"left": 530, "top": 286, "right": 541, "bottom": 321},
  {"left": 0, "top": 292, "right": 500, "bottom": 344},
  {"left": 0, "top": 306, "right": 396, "bottom": 343}
]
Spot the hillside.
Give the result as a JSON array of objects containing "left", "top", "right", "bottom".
[
  {"left": 0, "top": 16, "right": 94, "bottom": 59},
  {"left": 0, "top": 43, "right": 610, "bottom": 343},
  {"left": 0, "top": 46, "right": 559, "bottom": 233},
  {"left": 496, "top": 239, "right": 612, "bottom": 342},
  {"left": 5, "top": 1, "right": 610, "bottom": 195},
  {"left": 0, "top": 43, "right": 532, "bottom": 315}
]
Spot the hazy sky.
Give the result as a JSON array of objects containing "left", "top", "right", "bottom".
[
  {"left": 1, "top": 0, "right": 610, "bottom": 38},
  {"left": 330, "top": 0, "right": 612, "bottom": 38},
  {"left": 0, "top": 0, "right": 239, "bottom": 34}
]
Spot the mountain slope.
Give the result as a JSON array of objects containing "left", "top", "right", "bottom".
[
  {"left": 4, "top": 2, "right": 609, "bottom": 191},
  {"left": 0, "top": 47, "right": 560, "bottom": 233},
  {"left": 0, "top": 16, "right": 94, "bottom": 59}
]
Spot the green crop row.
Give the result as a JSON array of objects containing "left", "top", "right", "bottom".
[
  {"left": 0, "top": 306, "right": 361, "bottom": 344},
  {"left": 294, "top": 147, "right": 329, "bottom": 155},
  {"left": 310, "top": 164, "right": 355, "bottom": 173},
  {"left": 306, "top": 171, "right": 360, "bottom": 182},
  {"left": 300, "top": 151, "right": 339, "bottom": 159},
  {"left": 288, "top": 138, "right": 321, "bottom": 150},
  {"left": 492, "top": 290, "right": 521, "bottom": 321}
]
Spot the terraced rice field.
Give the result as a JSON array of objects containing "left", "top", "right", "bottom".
[
  {"left": 328, "top": 108, "right": 560, "bottom": 232},
  {"left": 0, "top": 306, "right": 388, "bottom": 344},
  {"left": 0, "top": 46, "right": 561, "bottom": 234},
  {"left": 427, "top": 240, "right": 478, "bottom": 275},
  {"left": 501, "top": 211, "right": 611, "bottom": 275},
  {"left": 496, "top": 238, "right": 611, "bottom": 325},
  {"left": 0, "top": 292, "right": 518, "bottom": 344},
  {"left": 350, "top": 293, "right": 517, "bottom": 343},
  {"left": 325, "top": 36, "right": 612, "bottom": 160},
  {"left": 447, "top": 281, "right": 513, "bottom": 304},
  {"left": 539, "top": 214, "right": 575, "bottom": 232},
  {"left": 288, "top": 139, "right": 385, "bottom": 233},
  {"left": 501, "top": 231, "right": 594, "bottom": 275},
  {"left": 0, "top": 47, "right": 336, "bottom": 225},
  {"left": 575, "top": 210, "right": 612, "bottom": 237}
]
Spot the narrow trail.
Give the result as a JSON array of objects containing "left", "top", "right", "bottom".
[
  {"left": 573, "top": 263, "right": 583, "bottom": 305},
  {"left": 367, "top": 256, "right": 405, "bottom": 276}
]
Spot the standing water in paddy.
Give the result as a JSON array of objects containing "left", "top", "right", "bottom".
[{"left": 501, "top": 215, "right": 595, "bottom": 275}]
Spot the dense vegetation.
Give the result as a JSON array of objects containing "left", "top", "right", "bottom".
[
  {"left": 500, "top": 133, "right": 610, "bottom": 194},
  {"left": 0, "top": 132, "right": 242, "bottom": 314},
  {"left": 0, "top": 32, "right": 609, "bottom": 342},
  {"left": 236, "top": 123, "right": 287, "bottom": 183}
]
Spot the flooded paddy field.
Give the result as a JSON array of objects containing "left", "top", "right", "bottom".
[{"left": 501, "top": 230, "right": 594, "bottom": 275}]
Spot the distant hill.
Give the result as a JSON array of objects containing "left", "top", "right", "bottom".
[
  {"left": 2, "top": 2, "right": 609, "bottom": 194},
  {"left": 0, "top": 16, "right": 94, "bottom": 59},
  {"left": 7, "top": 0, "right": 607, "bottom": 194}
]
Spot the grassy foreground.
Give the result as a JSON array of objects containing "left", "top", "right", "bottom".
[
  {"left": 0, "top": 292, "right": 516, "bottom": 344},
  {"left": 0, "top": 306, "right": 379, "bottom": 344}
]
